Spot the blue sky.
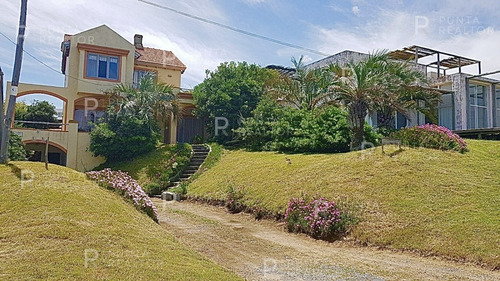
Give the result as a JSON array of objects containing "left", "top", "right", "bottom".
[{"left": 1, "top": 0, "right": 500, "bottom": 107}]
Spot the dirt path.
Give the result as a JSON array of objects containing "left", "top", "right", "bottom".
[{"left": 153, "top": 199, "right": 499, "bottom": 280}]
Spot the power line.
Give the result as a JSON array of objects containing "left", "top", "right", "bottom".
[
  {"left": 0, "top": 31, "right": 195, "bottom": 91},
  {"left": 0, "top": 31, "right": 112, "bottom": 87},
  {"left": 138, "top": 0, "right": 331, "bottom": 57}
]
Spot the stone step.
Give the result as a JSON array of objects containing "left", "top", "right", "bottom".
[
  {"left": 191, "top": 157, "right": 205, "bottom": 160},
  {"left": 192, "top": 156, "right": 207, "bottom": 161}
]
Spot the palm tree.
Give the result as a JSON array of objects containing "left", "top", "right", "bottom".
[
  {"left": 373, "top": 59, "right": 440, "bottom": 132},
  {"left": 107, "top": 73, "right": 181, "bottom": 130},
  {"left": 265, "top": 56, "right": 332, "bottom": 111},
  {"left": 326, "top": 51, "right": 440, "bottom": 150}
]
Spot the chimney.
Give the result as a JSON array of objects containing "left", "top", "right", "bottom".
[{"left": 134, "top": 34, "right": 143, "bottom": 50}]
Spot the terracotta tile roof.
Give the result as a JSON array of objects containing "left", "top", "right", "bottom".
[{"left": 135, "top": 47, "right": 186, "bottom": 73}]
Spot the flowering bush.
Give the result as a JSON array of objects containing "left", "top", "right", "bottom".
[
  {"left": 284, "top": 197, "right": 354, "bottom": 240},
  {"left": 86, "top": 168, "right": 158, "bottom": 222},
  {"left": 225, "top": 186, "right": 245, "bottom": 213},
  {"left": 392, "top": 124, "right": 468, "bottom": 153}
]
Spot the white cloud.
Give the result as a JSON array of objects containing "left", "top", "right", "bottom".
[
  {"left": 310, "top": 8, "right": 500, "bottom": 79},
  {"left": 0, "top": 0, "right": 238, "bottom": 88},
  {"left": 2, "top": 0, "right": 500, "bottom": 89},
  {"left": 329, "top": 4, "right": 345, "bottom": 13},
  {"left": 242, "top": 0, "right": 266, "bottom": 4},
  {"left": 352, "top": 6, "right": 360, "bottom": 16}
]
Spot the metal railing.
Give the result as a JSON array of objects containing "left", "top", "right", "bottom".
[{"left": 13, "top": 120, "right": 69, "bottom": 131}]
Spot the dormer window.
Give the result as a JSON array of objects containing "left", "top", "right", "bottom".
[{"left": 85, "top": 53, "right": 120, "bottom": 81}]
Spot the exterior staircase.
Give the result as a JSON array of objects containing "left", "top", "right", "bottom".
[{"left": 169, "top": 144, "right": 209, "bottom": 187}]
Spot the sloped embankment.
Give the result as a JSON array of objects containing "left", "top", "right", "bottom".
[
  {"left": 188, "top": 140, "right": 500, "bottom": 269},
  {"left": 0, "top": 162, "right": 240, "bottom": 280}
]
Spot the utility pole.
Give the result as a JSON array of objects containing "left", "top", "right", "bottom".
[
  {"left": 0, "top": 0, "right": 28, "bottom": 164},
  {"left": 0, "top": 68, "right": 4, "bottom": 151}
]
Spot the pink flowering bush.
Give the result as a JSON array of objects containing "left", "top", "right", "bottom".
[
  {"left": 392, "top": 124, "right": 468, "bottom": 153},
  {"left": 225, "top": 185, "right": 245, "bottom": 213},
  {"left": 284, "top": 196, "right": 356, "bottom": 240},
  {"left": 86, "top": 168, "right": 158, "bottom": 222}
]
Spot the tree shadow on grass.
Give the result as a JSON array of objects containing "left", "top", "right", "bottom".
[{"left": 383, "top": 148, "right": 404, "bottom": 157}]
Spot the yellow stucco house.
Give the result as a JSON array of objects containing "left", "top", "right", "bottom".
[{"left": 6, "top": 25, "right": 202, "bottom": 171}]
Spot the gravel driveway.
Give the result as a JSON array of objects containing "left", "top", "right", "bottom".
[{"left": 153, "top": 199, "right": 499, "bottom": 281}]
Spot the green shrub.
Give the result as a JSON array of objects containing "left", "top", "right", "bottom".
[
  {"left": 89, "top": 116, "right": 159, "bottom": 162},
  {"left": 392, "top": 124, "right": 468, "bottom": 153},
  {"left": 191, "top": 135, "right": 204, "bottom": 144},
  {"left": 144, "top": 182, "right": 162, "bottom": 196},
  {"left": 8, "top": 132, "right": 27, "bottom": 161},
  {"left": 192, "top": 61, "right": 274, "bottom": 143},
  {"left": 147, "top": 144, "right": 191, "bottom": 188},
  {"left": 170, "top": 182, "right": 188, "bottom": 196},
  {"left": 376, "top": 126, "right": 396, "bottom": 137},
  {"left": 236, "top": 100, "right": 380, "bottom": 153}
]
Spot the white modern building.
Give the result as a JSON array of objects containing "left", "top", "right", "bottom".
[{"left": 307, "top": 45, "right": 500, "bottom": 138}]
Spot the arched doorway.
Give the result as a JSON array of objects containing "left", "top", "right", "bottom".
[{"left": 23, "top": 140, "right": 67, "bottom": 166}]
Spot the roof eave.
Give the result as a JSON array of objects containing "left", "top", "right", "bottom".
[{"left": 134, "top": 60, "right": 187, "bottom": 73}]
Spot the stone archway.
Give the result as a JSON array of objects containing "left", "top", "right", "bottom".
[
  {"left": 16, "top": 90, "right": 68, "bottom": 130},
  {"left": 23, "top": 140, "right": 67, "bottom": 166}
]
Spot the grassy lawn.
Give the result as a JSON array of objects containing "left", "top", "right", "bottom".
[
  {"left": 0, "top": 162, "right": 241, "bottom": 280},
  {"left": 188, "top": 139, "right": 500, "bottom": 269}
]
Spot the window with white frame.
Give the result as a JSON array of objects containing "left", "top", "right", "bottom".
[
  {"left": 468, "top": 83, "right": 488, "bottom": 129},
  {"left": 86, "top": 53, "right": 119, "bottom": 80},
  {"left": 133, "top": 69, "right": 155, "bottom": 88},
  {"left": 496, "top": 88, "right": 500, "bottom": 127}
]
